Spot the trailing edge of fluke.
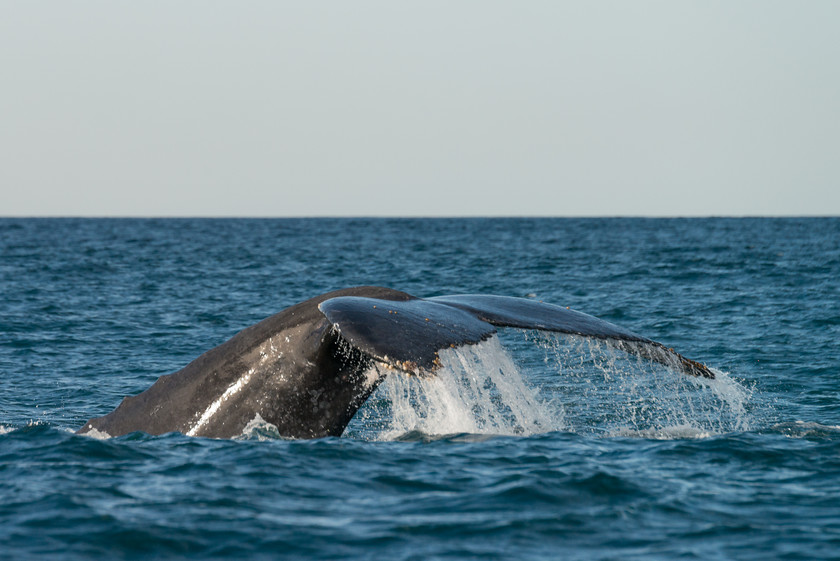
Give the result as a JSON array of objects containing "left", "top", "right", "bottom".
[{"left": 78, "top": 286, "right": 713, "bottom": 440}]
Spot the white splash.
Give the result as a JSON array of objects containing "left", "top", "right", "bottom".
[
  {"left": 238, "top": 413, "right": 282, "bottom": 441},
  {"left": 187, "top": 368, "right": 255, "bottom": 436},
  {"left": 610, "top": 424, "right": 713, "bottom": 440},
  {"left": 79, "top": 427, "right": 113, "bottom": 439},
  {"left": 361, "top": 336, "right": 560, "bottom": 440},
  {"left": 348, "top": 330, "right": 753, "bottom": 441},
  {"left": 528, "top": 332, "right": 753, "bottom": 438}
]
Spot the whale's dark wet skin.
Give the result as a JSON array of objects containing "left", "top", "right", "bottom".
[{"left": 78, "top": 287, "right": 713, "bottom": 439}]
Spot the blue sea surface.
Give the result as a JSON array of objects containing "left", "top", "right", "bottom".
[{"left": 1, "top": 217, "right": 839, "bottom": 560}]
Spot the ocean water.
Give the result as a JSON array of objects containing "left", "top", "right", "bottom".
[{"left": 1, "top": 217, "right": 839, "bottom": 560}]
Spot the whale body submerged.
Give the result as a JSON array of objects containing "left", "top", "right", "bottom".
[{"left": 78, "top": 287, "right": 713, "bottom": 439}]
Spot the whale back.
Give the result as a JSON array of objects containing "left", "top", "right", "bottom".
[{"left": 79, "top": 287, "right": 414, "bottom": 438}]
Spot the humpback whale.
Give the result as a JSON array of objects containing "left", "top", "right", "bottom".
[{"left": 78, "top": 286, "right": 713, "bottom": 439}]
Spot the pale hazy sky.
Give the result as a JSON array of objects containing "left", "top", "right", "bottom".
[{"left": 2, "top": 1, "right": 838, "bottom": 216}]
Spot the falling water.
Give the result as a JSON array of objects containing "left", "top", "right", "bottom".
[
  {"left": 348, "top": 336, "right": 561, "bottom": 440},
  {"left": 523, "top": 332, "right": 753, "bottom": 437},
  {"left": 348, "top": 331, "right": 752, "bottom": 441}
]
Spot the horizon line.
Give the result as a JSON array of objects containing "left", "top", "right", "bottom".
[{"left": 1, "top": 214, "right": 838, "bottom": 220}]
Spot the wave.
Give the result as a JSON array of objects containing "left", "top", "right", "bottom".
[{"left": 770, "top": 421, "right": 840, "bottom": 439}]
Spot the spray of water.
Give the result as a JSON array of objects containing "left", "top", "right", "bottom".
[
  {"left": 524, "top": 332, "right": 752, "bottom": 437},
  {"left": 348, "top": 331, "right": 752, "bottom": 441},
  {"left": 347, "top": 336, "right": 561, "bottom": 441}
]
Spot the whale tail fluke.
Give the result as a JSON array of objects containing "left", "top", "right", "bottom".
[{"left": 320, "top": 294, "right": 714, "bottom": 379}]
